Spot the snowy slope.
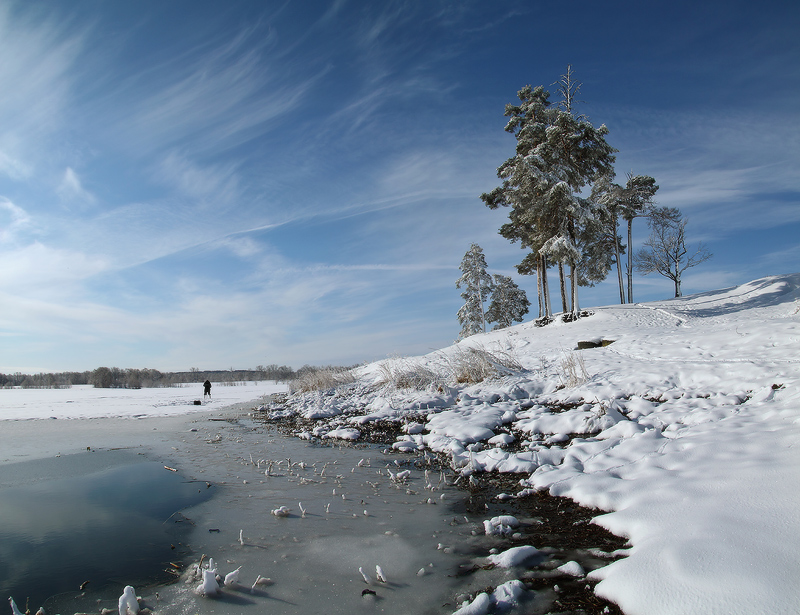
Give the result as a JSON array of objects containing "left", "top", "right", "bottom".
[{"left": 281, "top": 274, "right": 800, "bottom": 615}]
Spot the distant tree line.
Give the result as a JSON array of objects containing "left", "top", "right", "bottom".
[{"left": 1, "top": 363, "right": 346, "bottom": 389}]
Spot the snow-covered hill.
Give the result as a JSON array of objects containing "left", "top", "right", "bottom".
[{"left": 280, "top": 274, "right": 800, "bottom": 615}]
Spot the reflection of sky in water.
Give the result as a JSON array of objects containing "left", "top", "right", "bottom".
[{"left": 0, "top": 461, "right": 212, "bottom": 607}]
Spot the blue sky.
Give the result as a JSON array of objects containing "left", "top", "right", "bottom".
[{"left": 1, "top": 0, "right": 798, "bottom": 373}]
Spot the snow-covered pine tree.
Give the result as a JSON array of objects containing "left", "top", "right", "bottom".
[
  {"left": 456, "top": 243, "right": 494, "bottom": 338},
  {"left": 576, "top": 197, "right": 619, "bottom": 291},
  {"left": 486, "top": 274, "right": 530, "bottom": 330},
  {"left": 481, "top": 72, "right": 616, "bottom": 320}
]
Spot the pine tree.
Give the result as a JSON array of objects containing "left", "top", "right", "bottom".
[
  {"left": 456, "top": 243, "right": 494, "bottom": 338},
  {"left": 591, "top": 173, "right": 627, "bottom": 303},
  {"left": 481, "top": 72, "right": 616, "bottom": 320},
  {"left": 619, "top": 173, "right": 659, "bottom": 303},
  {"left": 486, "top": 274, "right": 530, "bottom": 330}
]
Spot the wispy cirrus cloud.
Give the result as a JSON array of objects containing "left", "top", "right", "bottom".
[
  {"left": 99, "top": 25, "right": 323, "bottom": 158},
  {"left": 57, "top": 167, "right": 96, "bottom": 206},
  {"left": 0, "top": 198, "right": 32, "bottom": 243},
  {"left": 0, "top": 3, "right": 86, "bottom": 169}
]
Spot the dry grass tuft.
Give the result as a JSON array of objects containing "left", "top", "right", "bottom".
[
  {"left": 376, "top": 358, "right": 444, "bottom": 390},
  {"left": 290, "top": 366, "right": 356, "bottom": 393},
  {"left": 558, "top": 351, "right": 589, "bottom": 388}
]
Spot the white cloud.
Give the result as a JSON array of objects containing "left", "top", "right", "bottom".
[
  {"left": 0, "top": 4, "right": 85, "bottom": 164},
  {"left": 106, "top": 26, "right": 321, "bottom": 157},
  {"left": 154, "top": 151, "right": 242, "bottom": 209},
  {"left": 0, "top": 149, "right": 32, "bottom": 180},
  {"left": 0, "top": 242, "right": 108, "bottom": 291},
  {"left": 0, "top": 198, "right": 31, "bottom": 243},
  {"left": 57, "top": 167, "right": 96, "bottom": 205}
]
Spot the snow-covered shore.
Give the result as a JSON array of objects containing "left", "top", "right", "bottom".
[{"left": 267, "top": 274, "right": 800, "bottom": 615}]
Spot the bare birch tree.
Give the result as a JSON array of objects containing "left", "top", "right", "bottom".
[{"left": 635, "top": 217, "right": 711, "bottom": 298}]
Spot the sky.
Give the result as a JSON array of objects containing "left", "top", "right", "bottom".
[{"left": 0, "top": 0, "right": 798, "bottom": 374}]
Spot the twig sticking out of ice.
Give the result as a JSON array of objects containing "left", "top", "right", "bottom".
[
  {"left": 388, "top": 469, "right": 411, "bottom": 482},
  {"left": 358, "top": 567, "right": 371, "bottom": 584},
  {"left": 239, "top": 529, "right": 245, "bottom": 545},
  {"left": 299, "top": 502, "right": 307, "bottom": 517},
  {"left": 375, "top": 565, "right": 387, "bottom": 583},
  {"left": 9, "top": 598, "right": 25, "bottom": 615},
  {"left": 250, "top": 575, "right": 272, "bottom": 593},
  {"left": 224, "top": 567, "right": 241, "bottom": 587},
  {"left": 118, "top": 585, "right": 140, "bottom": 615}
]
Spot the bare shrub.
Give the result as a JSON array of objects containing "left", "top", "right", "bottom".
[
  {"left": 290, "top": 366, "right": 356, "bottom": 393},
  {"left": 447, "top": 344, "right": 523, "bottom": 384},
  {"left": 376, "top": 358, "right": 445, "bottom": 390},
  {"left": 558, "top": 350, "right": 589, "bottom": 387}
]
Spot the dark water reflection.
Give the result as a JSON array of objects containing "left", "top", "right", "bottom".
[{"left": 0, "top": 455, "right": 213, "bottom": 608}]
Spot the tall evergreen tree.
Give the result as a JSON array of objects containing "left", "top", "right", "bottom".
[
  {"left": 481, "top": 75, "right": 616, "bottom": 320},
  {"left": 618, "top": 173, "right": 659, "bottom": 303},
  {"left": 456, "top": 243, "right": 494, "bottom": 338},
  {"left": 591, "top": 173, "right": 627, "bottom": 303},
  {"left": 486, "top": 274, "right": 530, "bottom": 330}
]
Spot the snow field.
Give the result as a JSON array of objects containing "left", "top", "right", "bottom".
[{"left": 0, "top": 381, "right": 286, "bottom": 421}]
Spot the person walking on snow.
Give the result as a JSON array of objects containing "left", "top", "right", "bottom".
[{"left": 203, "top": 379, "right": 212, "bottom": 400}]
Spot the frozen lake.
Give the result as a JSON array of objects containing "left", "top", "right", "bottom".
[
  {"left": 0, "top": 396, "right": 530, "bottom": 615},
  {"left": 0, "top": 385, "right": 626, "bottom": 615},
  {"left": 0, "top": 452, "right": 214, "bottom": 608}
]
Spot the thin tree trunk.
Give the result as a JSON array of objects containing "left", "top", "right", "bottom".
[
  {"left": 558, "top": 263, "right": 568, "bottom": 314},
  {"left": 570, "top": 262, "right": 580, "bottom": 318},
  {"left": 474, "top": 270, "right": 486, "bottom": 333},
  {"left": 627, "top": 218, "right": 634, "bottom": 303},
  {"left": 542, "top": 254, "right": 552, "bottom": 318},
  {"left": 568, "top": 220, "right": 579, "bottom": 319},
  {"left": 614, "top": 220, "right": 625, "bottom": 304},
  {"left": 536, "top": 257, "right": 544, "bottom": 318}
]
